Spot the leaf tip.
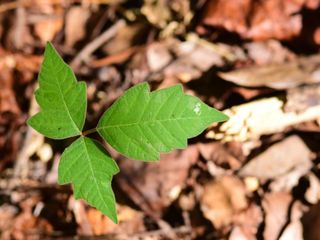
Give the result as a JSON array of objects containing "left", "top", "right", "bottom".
[
  {"left": 220, "top": 111, "right": 230, "bottom": 122},
  {"left": 109, "top": 213, "right": 118, "bottom": 224}
]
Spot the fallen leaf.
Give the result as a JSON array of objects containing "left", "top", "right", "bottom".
[
  {"left": 262, "top": 192, "right": 292, "bottom": 240},
  {"left": 200, "top": 175, "right": 248, "bottom": 229},
  {"left": 34, "top": 17, "right": 63, "bottom": 44},
  {"left": 304, "top": 173, "right": 320, "bottom": 204},
  {"left": 219, "top": 54, "right": 320, "bottom": 89},
  {"left": 65, "top": 6, "right": 90, "bottom": 47},
  {"left": 208, "top": 93, "right": 320, "bottom": 142},
  {"left": 200, "top": 0, "right": 318, "bottom": 41},
  {"left": 230, "top": 203, "right": 262, "bottom": 240},
  {"left": 239, "top": 136, "right": 312, "bottom": 181},
  {"left": 117, "top": 145, "right": 199, "bottom": 217}
]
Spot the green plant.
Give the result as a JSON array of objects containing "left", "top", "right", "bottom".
[{"left": 27, "top": 42, "right": 229, "bottom": 223}]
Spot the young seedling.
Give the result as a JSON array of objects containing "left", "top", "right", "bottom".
[{"left": 28, "top": 42, "right": 228, "bottom": 223}]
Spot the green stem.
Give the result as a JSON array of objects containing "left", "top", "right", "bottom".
[{"left": 82, "top": 128, "right": 97, "bottom": 136}]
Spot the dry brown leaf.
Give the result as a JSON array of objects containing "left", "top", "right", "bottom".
[
  {"left": 244, "top": 40, "right": 294, "bottom": 65},
  {"left": 198, "top": 142, "right": 242, "bottom": 170},
  {"left": 305, "top": 173, "right": 320, "bottom": 204},
  {"left": 117, "top": 145, "right": 199, "bottom": 217},
  {"left": 34, "top": 17, "right": 63, "bottom": 44},
  {"left": 65, "top": 6, "right": 90, "bottom": 47},
  {"left": 239, "top": 136, "right": 312, "bottom": 181},
  {"left": 85, "top": 205, "right": 145, "bottom": 236},
  {"left": 163, "top": 38, "right": 226, "bottom": 82},
  {"left": 279, "top": 201, "right": 306, "bottom": 240},
  {"left": 103, "top": 24, "right": 145, "bottom": 55},
  {"left": 200, "top": 176, "right": 248, "bottom": 229},
  {"left": 200, "top": 0, "right": 319, "bottom": 41},
  {"left": 219, "top": 54, "right": 320, "bottom": 89},
  {"left": 230, "top": 204, "right": 262, "bottom": 240},
  {"left": 262, "top": 192, "right": 292, "bottom": 240}
]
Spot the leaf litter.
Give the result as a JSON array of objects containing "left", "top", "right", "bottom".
[{"left": 1, "top": 0, "right": 320, "bottom": 239}]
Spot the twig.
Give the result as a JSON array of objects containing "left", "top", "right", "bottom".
[
  {"left": 0, "top": 0, "right": 125, "bottom": 13},
  {"left": 70, "top": 19, "right": 126, "bottom": 70},
  {"left": 89, "top": 45, "right": 143, "bottom": 68}
]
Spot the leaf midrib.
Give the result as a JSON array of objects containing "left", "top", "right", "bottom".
[
  {"left": 82, "top": 138, "right": 112, "bottom": 215},
  {"left": 98, "top": 115, "right": 215, "bottom": 130},
  {"left": 54, "top": 64, "right": 80, "bottom": 134}
]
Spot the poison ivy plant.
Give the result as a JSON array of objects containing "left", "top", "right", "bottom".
[{"left": 27, "top": 42, "right": 229, "bottom": 223}]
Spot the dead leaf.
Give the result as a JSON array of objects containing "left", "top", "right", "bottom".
[
  {"left": 117, "top": 145, "right": 199, "bottom": 217},
  {"left": 244, "top": 40, "right": 294, "bottom": 65},
  {"left": 230, "top": 203, "right": 262, "bottom": 240},
  {"left": 239, "top": 136, "right": 312, "bottom": 181},
  {"left": 208, "top": 95, "right": 320, "bottom": 142},
  {"left": 262, "top": 192, "right": 292, "bottom": 240},
  {"left": 279, "top": 201, "right": 306, "bottom": 240},
  {"left": 65, "top": 6, "right": 90, "bottom": 47},
  {"left": 103, "top": 24, "right": 145, "bottom": 55},
  {"left": 200, "top": 0, "right": 318, "bottom": 41},
  {"left": 198, "top": 142, "right": 242, "bottom": 170},
  {"left": 200, "top": 175, "right": 248, "bottom": 229},
  {"left": 86, "top": 205, "right": 145, "bottom": 235},
  {"left": 34, "top": 16, "right": 63, "bottom": 44},
  {"left": 219, "top": 54, "right": 320, "bottom": 89},
  {"left": 305, "top": 173, "right": 320, "bottom": 204}
]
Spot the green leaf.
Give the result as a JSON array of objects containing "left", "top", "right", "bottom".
[
  {"left": 27, "top": 42, "right": 87, "bottom": 139},
  {"left": 58, "top": 137, "right": 119, "bottom": 223},
  {"left": 97, "top": 83, "right": 228, "bottom": 161}
]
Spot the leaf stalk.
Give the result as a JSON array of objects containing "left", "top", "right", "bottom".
[{"left": 82, "top": 128, "right": 97, "bottom": 136}]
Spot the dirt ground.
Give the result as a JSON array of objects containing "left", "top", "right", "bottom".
[{"left": 1, "top": 0, "right": 320, "bottom": 239}]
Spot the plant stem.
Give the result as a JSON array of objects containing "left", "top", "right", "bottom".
[{"left": 82, "top": 128, "right": 97, "bottom": 136}]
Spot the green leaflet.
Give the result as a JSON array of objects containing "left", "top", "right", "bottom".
[
  {"left": 58, "top": 137, "right": 119, "bottom": 223},
  {"left": 27, "top": 42, "right": 87, "bottom": 139},
  {"left": 97, "top": 83, "right": 229, "bottom": 161}
]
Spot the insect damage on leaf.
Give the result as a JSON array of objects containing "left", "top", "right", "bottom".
[{"left": 27, "top": 42, "right": 229, "bottom": 223}]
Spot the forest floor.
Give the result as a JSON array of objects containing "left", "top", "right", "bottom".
[{"left": 1, "top": 0, "right": 320, "bottom": 239}]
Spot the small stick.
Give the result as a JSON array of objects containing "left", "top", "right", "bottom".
[{"left": 70, "top": 19, "right": 126, "bottom": 70}]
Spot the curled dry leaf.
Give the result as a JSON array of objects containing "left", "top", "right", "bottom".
[{"left": 219, "top": 54, "right": 320, "bottom": 89}]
